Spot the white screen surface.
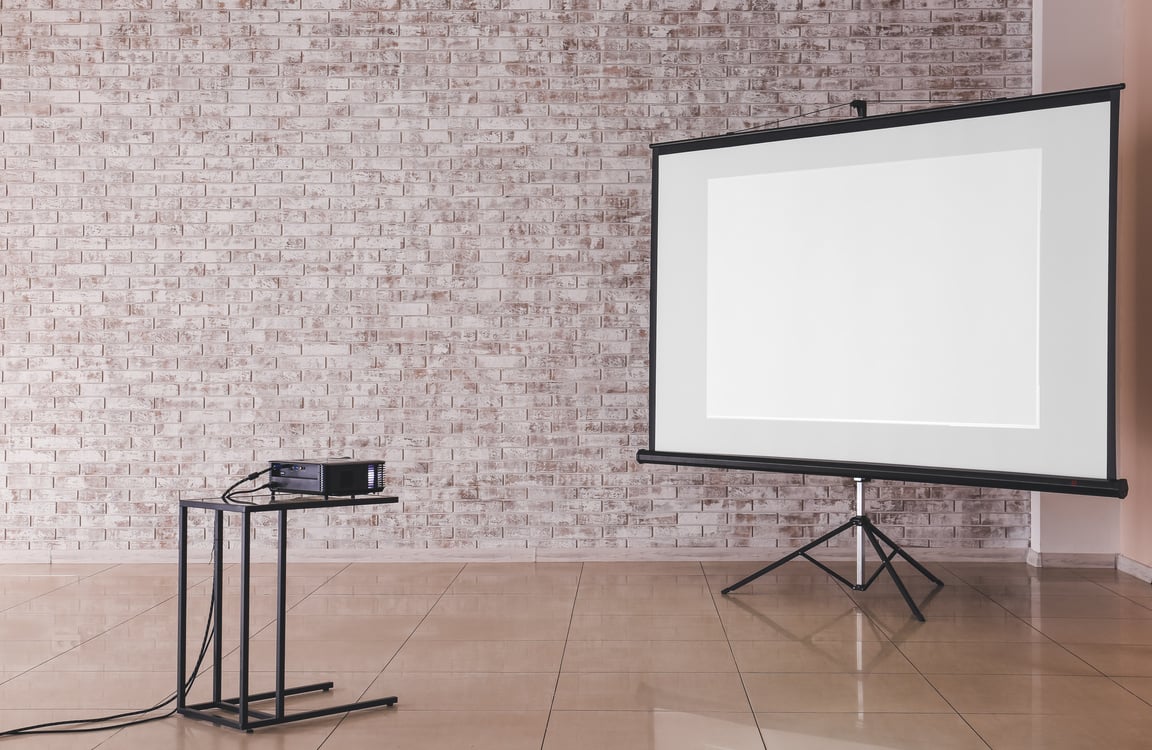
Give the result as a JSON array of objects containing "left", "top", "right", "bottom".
[
  {"left": 706, "top": 150, "right": 1042, "bottom": 428},
  {"left": 652, "top": 97, "right": 1115, "bottom": 480}
]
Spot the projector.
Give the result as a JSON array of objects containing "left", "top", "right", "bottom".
[{"left": 268, "top": 459, "right": 386, "bottom": 498}]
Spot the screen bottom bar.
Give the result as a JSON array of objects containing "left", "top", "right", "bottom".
[{"left": 636, "top": 450, "right": 1128, "bottom": 499}]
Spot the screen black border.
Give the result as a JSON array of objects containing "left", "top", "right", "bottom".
[{"left": 641, "top": 85, "right": 1128, "bottom": 499}]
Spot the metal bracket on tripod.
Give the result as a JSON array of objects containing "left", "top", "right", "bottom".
[{"left": 721, "top": 477, "right": 944, "bottom": 621}]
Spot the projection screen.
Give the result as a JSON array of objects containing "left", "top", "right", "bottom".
[{"left": 637, "top": 85, "right": 1127, "bottom": 498}]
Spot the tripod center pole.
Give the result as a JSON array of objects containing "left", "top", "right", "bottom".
[{"left": 855, "top": 477, "right": 867, "bottom": 587}]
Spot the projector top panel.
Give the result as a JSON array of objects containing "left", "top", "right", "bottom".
[{"left": 269, "top": 459, "right": 384, "bottom": 467}]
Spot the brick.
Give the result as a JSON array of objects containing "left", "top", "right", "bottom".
[{"left": 0, "top": 1, "right": 1032, "bottom": 556}]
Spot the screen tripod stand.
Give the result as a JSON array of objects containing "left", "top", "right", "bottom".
[{"left": 721, "top": 478, "right": 944, "bottom": 621}]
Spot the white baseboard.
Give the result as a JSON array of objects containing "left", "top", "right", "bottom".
[
  {"left": 1026, "top": 550, "right": 1118, "bottom": 568},
  {"left": 0, "top": 546, "right": 1027, "bottom": 566},
  {"left": 1117, "top": 554, "right": 1152, "bottom": 582}
]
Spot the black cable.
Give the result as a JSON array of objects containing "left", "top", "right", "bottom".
[
  {"left": 221, "top": 469, "right": 271, "bottom": 505},
  {"left": 225, "top": 490, "right": 274, "bottom": 506},
  {"left": 180, "top": 469, "right": 273, "bottom": 505},
  {"left": 0, "top": 712, "right": 176, "bottom": 736},
  {"left": 226, "top": 483, "right": 271, "bottom": 499},
  {"left": 222, "top": 483, "right": 270, "bottom": 505}
]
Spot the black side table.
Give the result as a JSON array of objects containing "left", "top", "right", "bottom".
[{"left": 176, "top": 495, "right": 400, "bottom": 731}]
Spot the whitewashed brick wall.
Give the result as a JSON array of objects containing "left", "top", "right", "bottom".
[{"left": 0, "top": 0, "right": 1032, "bottom": 558}]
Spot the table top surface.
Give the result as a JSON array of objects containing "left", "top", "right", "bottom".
[{"left": 179, "top": 495, "right": 400, "bottom": 513}]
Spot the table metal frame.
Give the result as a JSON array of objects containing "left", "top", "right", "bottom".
[{"left": 177, "top": 495, "right": 400, "bottom": 731}]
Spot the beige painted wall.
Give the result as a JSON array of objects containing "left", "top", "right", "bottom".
[
  {"left": 1118, "top": 0, "right": 1152, "bottom": 568},
  {"left": 1031, "top": 0, "right": 1125, "bottom": 562},
  {"left": 1034, "top": 0, "right": 1125, "bottom": 93},
  {"left": 1031, "top": 0, "right": 1152, "bottom": 570},
  {"left": 1033, "top": 0, "right": 1152, "bottom": 571}
]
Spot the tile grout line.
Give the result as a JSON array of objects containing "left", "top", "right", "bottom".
[
  {"left": 316, "top": 561, "right": 469, "bottom": 750},
  {"left": 538, "top": 560, "right": 584, "bottom": 750},
  {"left": 703, "top": 560, "right": 771, "bottom": 750}
]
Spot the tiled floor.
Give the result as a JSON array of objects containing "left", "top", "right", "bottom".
[{"left": 2, "top": 559, "right": 1152, "bottom": 748}]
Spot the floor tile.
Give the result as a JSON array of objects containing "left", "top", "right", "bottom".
[
  {"left": 1088, "top": 578, "right": 1152, "bottom": 597},
  {"left": 731, "top": 640, "right": 916, "bottom": 673},
  {"left": 926, "top": 674, "right": 1152, "bottom": 716},
  {"left": 968, "top": 580, "right": 1118, "bottom": 598},
  {"left": 714, "top": 591, "right": 861, "bottom": 617},
  {"left": 695, "top": 571, "right": 843, "bottom": 594},
  {"left": 719, "top": 610, "right": 890, "bottom": 642},
  {"left": 898, "top": 641, "right": 1096, "bottom": 675},
  {"left": 65, "top": 579, "right": 182, "bottom": 598},
  {"left": 0, "top": 613, "right": 131, "bottom": 642},
  {"left": 756, "top": 712, "right": 989, "bottom": 750},
  {"left": 574, "top": 585, "right": 717, "bottom": 616},
  {"left": 0, "top": 596, "right": 29, "bottom": 612},
  {"left": 104, "top": 715, "right": 344, "bottom": 750},
  {"left": 34, "top": 634, "right": 180, "bottom": 673},
  {"left": 743, "top": 672, "right": 954, "bottom": 713},
  {"left": 553, "top": 672, "right": 749, "bottom": 712},
  {"left": 219, "top": 638, "right": 405, "bottom": 673},
  {"left": 1123, "top": 594, "right": 1152, "bottom": 611},
  {"left": 94, "top": 612, "right": 197, "bottom": 642},
  {"left": 994, "top": 594, "right": 1152, "bottom": 619},
  {"left": 430, "top": 594, "right": 574, "bottom": 618},
  {"left": 579, "top": 562, "right": 705, "bottom": 578},
  {"left": 562, "top": 640, "right": 738, "bottom": 673},
  {"left": 966, "top": 713, "right": 1152, "bottom": 750},
  {"left": 386, "top": 640, "right": 565, "bottom": 673},
  {"left": 581, "top": 574, "right": 718, "bottom": 588},
  {"left": 249, "top": 614, "right": 423, "bottom": 642},
  {"left": 6, "top": 594, "right": 173, "bottom": 618},
  {"left": 876, "top": 615, "right": 1049, "bottom": 643},
  {"left": 287, "top": 594, "right": 439, "bottom": 616},
  {"left": 1029, "top": 617, "right": 1152, "bottom": 644},
  {"left": 1062, "top": 642, "right": 1152, "bottom": 676},
  {"left": 324, "top": 709, "right": 548, "bottom": 750},
  {"left": 461, "top": 562, "right": 582, "bottom": 576},
  {"left": 850, "top": 588, "right": 1009, "bottom": 618},
  {"left": 1113, "top": 675, "right": 1152, "bottom": 704},
  {"left": 0, "top": 640, "right": 85, "bottom": 671},
  {"left": 543, "top": 710, "right": 764, "bottom": 750},
  {"left": 311, "top": 564, "right": 462, "bottom": 596},
  {"left": 0, "top": 670, "right": 175, "bottom": 710},
  {"left": 0, "top": 564, "right": 108, "bottom": 577},
  {"left": 568, "top": 614, "right": 727, "bottom": 641},
  {"left": 409, "top": 612, "right": 573, "bottom": 641},
  {"left": 363, "top": 672, "right": 557, "bottom": 710},
  {"left": 0, "top": 709, "right": 125, "bottom": 749},
  {"left": 447, "top": 564, "right": 581, "bottom": 596}
]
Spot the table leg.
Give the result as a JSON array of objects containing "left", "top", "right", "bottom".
[
  {"left": 212, "top": 509, "right": 224, "bottom": 704},
  {"left": 275, "top": 507, "right": 287, "bottom": 718},
  {"left": 238, "top": 509, "right": 252, "bottom": 729},
  {"left": 176, "top": 505, "right": 188, "bottom": 710}
]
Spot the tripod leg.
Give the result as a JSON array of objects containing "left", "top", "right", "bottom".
[
  {"left": 722, "top": 519, "right": 858, "bottom": 594},
  {"left": 866, "top": 523, "right": 945, "bottom": 586},
  {"left": 862, "top": 524, "right": 925, "bottom": 622}
]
